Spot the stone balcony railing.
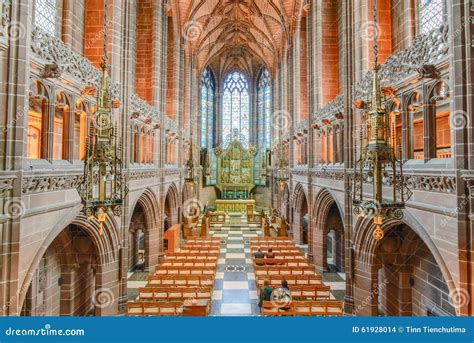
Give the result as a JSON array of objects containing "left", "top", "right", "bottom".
[
  {"left": 311, "top": 24, "right": 449, "bottom": 126},
  {"left": 354, "top": 24, "right": 449, "bottom": 101},
  {"left": 30, "top": 27, "right": 121, "bottom": 100}
]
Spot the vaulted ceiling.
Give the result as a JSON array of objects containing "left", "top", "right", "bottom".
[{"left": 170, "top": 0, "right": 306, "bottom": 79}]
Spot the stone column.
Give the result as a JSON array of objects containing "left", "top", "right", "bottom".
[{"left": 450, "top": 0, "right": 474, "bottom": 316}]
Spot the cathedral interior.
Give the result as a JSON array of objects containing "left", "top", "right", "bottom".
[{"left": 0, "top": 0, "right": 473, "bottom": 317}]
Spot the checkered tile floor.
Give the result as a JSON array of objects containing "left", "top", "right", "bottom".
[
  {"left": 126, "top": 215, "right": 347, "bottom": 313},
  {"left": 208, "top": 215, "right": 262, "bottom": 316}
]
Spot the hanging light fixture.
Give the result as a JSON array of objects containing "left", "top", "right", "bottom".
[
  {"left": 79, "top": 0, "right": 126, "bottom": 234},
  {"left": 185, "top": 135, "right": 196, "bottom": 194},
  {"left": 352, "top": 0, "right": 408, "bottom": 241},
  {"left": 276, "top": 132, "right": 288, "bottom": 191}
]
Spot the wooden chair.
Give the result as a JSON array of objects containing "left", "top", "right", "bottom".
[
  {"left": 143, "top": 302, "right": 161, "bottom": 315},
  {"left": 292, "top": 301, "right": 312, "bottom": 316},
  {"left": 127, "top": 302, "right": 143, "bottom": 316}
]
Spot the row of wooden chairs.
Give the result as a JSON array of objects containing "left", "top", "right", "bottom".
[
  {"left": 257, "top": 275, "right": 323, "bottom": 287},
  {"left": 253, "top": 258, "right": 309, "bottom": 267},
  {"left": 250, "top": 247, "right": 300, "bottom": 253},
  {"left": 128, "top": 301, "right": 184, "bottom": 316},
  {"left": 250, "top": 237, "right": 292, "bottom": 242},
  {"left": 179, "top": 249, "right": 220, "bottom": 254},
  {"left": 155, "top": 266, "right": 216, "bottom": 276},
  {"left": 161, "top": 261, "right": 217, "bottom": 267},
  {"left": 186, "top": 237, "right": 221, "bottom": 242},
  {"left": 261, "top": 300, "right": 343, "bottom": 316},
  {"left": 253, "top": 252, "right": 305, "bottom": 258},
  {"left": 148, "top": 275, "right": 214, "bottom": 287},
  {"left": 166, "top": 253, "right": 219, "bottom": 259},
  {"left": 254, "top": 266, "right": 315, "bottom": 277},
  {"left": 138, "top": 287, "right": 212, "bottom": 302},
  {"left": 284, "top": 285, "right": 332, "bottom": 300},
  {"left": 250, "top": 242, "right": 297, "bottom": 247},
  {"left": 182, "top": 242, "right": 221, "bottom": 247}
]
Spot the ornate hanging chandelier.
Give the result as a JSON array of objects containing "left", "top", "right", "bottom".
[
  {"left": 352, "top": 0, "right": 408, "bottom": 240},
  {"left": 79, "top": 0, "right": 126, "bottom": 233},
  {"left": 184, "top": 135, "right": 197, "bottom": 194},
  {"left": 276, "top": 133, "right": 288, "bottom": 191}
]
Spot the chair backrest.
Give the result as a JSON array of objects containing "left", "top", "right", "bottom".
[{"left": 127, "top": 302, "right": 143, "bottom": 316}]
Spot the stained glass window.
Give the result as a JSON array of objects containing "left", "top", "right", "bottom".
[
  {"left": 257, "top": 69, "right": 271, "bottom": 149},
  {"left": 222, "top": 71, "right": 250, "bottom": 144},
  {"left": 200, "top": 68, "right": 215, "bottom": 148},
  {"left": 418, "top": 0, "right": 447, "bottom": 34},
  {"left": 34, "top": 0, "right": 58, "bottom": 36}
]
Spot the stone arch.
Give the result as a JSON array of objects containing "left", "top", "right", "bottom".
[
  {"left": 19, "top": 207, "right": 120, "bottom": 316},
  {"left": 129, "top": 188, "right": 162, "bottom": 270},
  {"left": 164, "top": 182, "right": 180, "bottom": 227},
  {"left": 352, "top": 213, "right": 457, "bottom": 316},
  {"left": 291, "top": 183, "right": 308, "bottom": 244},
  {"left": 311, "top": 188, "right": 345, "bottom": 273}
]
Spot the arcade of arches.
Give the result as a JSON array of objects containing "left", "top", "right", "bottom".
[{"left": 0, "top": 0, "right": 473, "bottom": 317}]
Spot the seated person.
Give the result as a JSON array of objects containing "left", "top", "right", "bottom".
[
  {"left": 272, "top": 280, "right": 292, "bottom": 310},
  {"left": 258, "top": 280, "right": 273, "bottom": 309},
  {"left": 265, "top": 248, "right": 275, "bottom": 264},
  {"left": 254, "top": 248, "right": 265, "bottom": 265}
]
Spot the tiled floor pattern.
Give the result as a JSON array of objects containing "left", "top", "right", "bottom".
[
  {"left": 208, "top": 215, "right": 262, "bottom": 316},
  {"left": 126, "top": 217, "right": 346, "bottom": 311},
  {"left": 323, "top": 258, "right": 346, "bottom": 301}
]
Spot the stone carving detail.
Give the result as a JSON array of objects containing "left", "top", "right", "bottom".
[
  {"left": 129, "top": 170, "right": 161, "bottom": 181},
  {"left": 354, "top": 24, "right": 449, "bottom": 100},
  {"left": 0, "top": 0, "right": 10, "bottom": 31},
  {"left": 313, "top": 94, "right": 344, "bottom": 124},
  {"left": 307, "top": 169, "right": 455, "bottom": 194},
  {"left": 22, "top": 174, "right": 84, "bottom": 194},
  {"left": 397, "top": 174, "right": 456, "bottom": 194},
  {"left": 130, "top": 93, "right": 162, "bottom": 124},
  {"left": 0, "top": 177, "right": 14, "bottom": 197},
  {"left": 164, "top": 116, "right": 179, "bottom": 134},
  {"left": 311, "top": 169, "right": 345, "bottom": 181},
  {"left": 30, "top": 27, "right": 120, "bottom": 100},
  {"left": 294, "top": 120, "right": 308, "bottom": 137}
]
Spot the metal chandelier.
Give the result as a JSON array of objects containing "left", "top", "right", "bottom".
[
  {"left": 352, "top": 0, "right": 408, "bottom": 240},
  {"left": 79, "top": 0, "right": 126, "bottom": 233}
]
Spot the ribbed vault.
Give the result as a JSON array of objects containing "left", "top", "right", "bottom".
[{"left": 171, "top": 0, "right": 305, "bottom": 76}]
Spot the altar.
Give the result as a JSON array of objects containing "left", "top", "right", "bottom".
[
  {"left": 215, "top": 199, "right": 255, "bottom": 213},
  {"left": 215, "top": 137, "right": 257, "bottom": 200}
]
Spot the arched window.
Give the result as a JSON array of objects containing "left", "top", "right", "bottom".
[
  {"left": 222, "top": 71, "right": 249, "bottom": 143},
  {"left": 418, "top": 0, "right": 447, "bottom": 34},
  {"left": 74, "top": 100, "right": 89, "bottom": 160},
  {"left": 34, "top": 0, "right": 58, "bottom": 36},
  {"left": 257, "top": 69, "right": 271, "bottom": 149},
  {"left": 54, "top": 91, "right": 69, "bottom": 160},
  {"left": 200, "top": 68, "right": 215, "bottom": 148}
]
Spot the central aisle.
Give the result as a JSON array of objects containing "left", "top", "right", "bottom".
[{"left": 208, "top": 214, "right": 262, "bottom": 316}]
